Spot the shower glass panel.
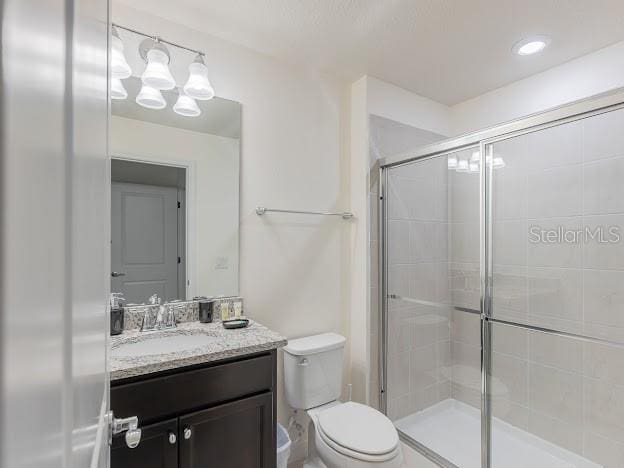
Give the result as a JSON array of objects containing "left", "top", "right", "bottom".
[
  {"left": 385, "top": 147, "right": 481, "bottom": 466},
  {"left": 490, "top": 321, "right": 624, "bottom": 467},
  {"left": 381, "top": 93, "right": 624, "bottom": 468},
  {"left": 489, "top": 107, "right": 624, "bottom": 337},
  {"left": 487, "top": 105, "right": 624, "bottom": 466}
]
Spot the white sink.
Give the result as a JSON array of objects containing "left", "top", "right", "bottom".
[{"left": 112, "top": 334, "right": 218, "bottom": 358}]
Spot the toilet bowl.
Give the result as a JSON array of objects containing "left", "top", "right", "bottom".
[
  {"left": 305, "top": 401, "right": 402, "bottom": 468},
  {"left": 283, "top": 333, "right": 402, "bottom": 468}
]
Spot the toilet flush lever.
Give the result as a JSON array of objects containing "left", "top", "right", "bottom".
[{"left": 298, "top": 358, "right": 309, "bottom": 366}]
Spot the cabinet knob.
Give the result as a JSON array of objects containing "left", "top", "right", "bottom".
[
  {"left": 184, "top": 427, "right": 192, "bottom": 440},
  {"left": 168, "top": 432, "right": 177, "bottom": 444}
]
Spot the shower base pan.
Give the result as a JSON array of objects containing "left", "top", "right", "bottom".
[{"left": 395, "top": 399, "right": 599, "bottom": 468}]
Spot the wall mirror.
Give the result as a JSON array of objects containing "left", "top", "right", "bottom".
[{"left": 110, "top": 76, "right": 241, "bottom": 304}]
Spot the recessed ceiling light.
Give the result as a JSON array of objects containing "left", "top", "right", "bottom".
[{"left": 513, "top": 36, "right": 550, "bottom": 56}]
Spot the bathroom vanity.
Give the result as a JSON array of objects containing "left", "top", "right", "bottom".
[{"left": 110, "top": 320, "right": 286, "bottom": 468}]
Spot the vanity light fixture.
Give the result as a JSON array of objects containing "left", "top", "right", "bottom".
[
  {"left": 140, "top": 39, "right": 176, "bottom": 90},
  {"left": 456, "top": 159, "right": 469, "bottom": 173},
  {"left": 111, "top": 77, "right": 128, "bottom": 100},
  {"left": 513, "top": 36, "right": 550, "bottom": 56},
  {"left": 184, "top": 54, "right": 215, "bottom": 100},
  {"left": 492, "top": 157, "right": 506, "bottom": 168},
  {"left": 173, "top": 89, "right": 201, "bottom": 117},
  {"left": 112, "top": 24, "right": 218, "bottom": 111},
  {"left": 136, "top": 84, "right": 166, "bottom": 110},
  {"left": 111, "top": 27, "right": 132, "bottom": 79},
  {"left": 447, "top": 155, "right": 458, "bottom": 169}
]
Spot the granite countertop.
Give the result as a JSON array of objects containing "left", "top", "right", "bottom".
[{"left": 110, "top": 320, "right": 287, "bottom": 381}]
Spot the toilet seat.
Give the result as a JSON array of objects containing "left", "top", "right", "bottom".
[{"left": 316, "top": 402, "right": 399, "bottom": 462}]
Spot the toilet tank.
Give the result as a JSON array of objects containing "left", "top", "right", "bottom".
[{"left": 283, "top": 333, "right": 346, "bottom": 410}]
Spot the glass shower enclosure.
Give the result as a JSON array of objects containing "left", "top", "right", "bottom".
[{"left": 379, "top": 90, "right": 624, "bottom": 468}]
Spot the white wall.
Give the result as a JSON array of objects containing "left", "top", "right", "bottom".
[
  {"left": 367, "top": 77, "right": 452, "bottom": 137},
  {"left": 451, "top": 40, "right": 624, "bottom": 135},
  {"left": 112, "top": 6, "right": 351, "bottom": 459},
  {"left": 110, "top": 116, "right": 239, "bottom": 298}
]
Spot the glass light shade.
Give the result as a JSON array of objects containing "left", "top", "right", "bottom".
[
  {"left": 173, "top": 90, "right": 201, "bottom": 117},
  {"left": 111, "top": 35, "right": 132, "bottom": 79},
  {"left": 142, "top": 48, "right": 176, "bottom": 90},
  {"left": 492, "top": 157, "right": 506, "bottom": 168},
  {"left": 469, "top": 161, "right": 479, "bottom": 173},
  {"left": 111, "top": 77, "right": 128, "bottom": 100},
  {"left": 470, "top": 151, "right": 481, "bottom": 163},
  {"left": 136, "top": 84, "right": 166, "bottom": 110},
  {"left": 447, "top": 155, "right": 458, "bottom": 169},
  {"left": 456, "top": 159, "right": 469, "bottom": 172},
  {"left": 183, "top": 58, "right": 215, "bottom": 100}
]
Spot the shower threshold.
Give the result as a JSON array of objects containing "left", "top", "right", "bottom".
[{"left": 394, "top": 399, "right": 600, "bottom": 468}]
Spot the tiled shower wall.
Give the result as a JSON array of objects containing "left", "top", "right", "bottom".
[
  {"left": 384, "top": 155, "right": 454, "bottom": 421},
  {"left": 377, "top": 107, "right": 624, "bottom": 466},
  {"left": 368, "top": 116, "right": 446, "bottom": 412},
  {"left": 485, "top": 108, "right": 624, "bottom": 465}
]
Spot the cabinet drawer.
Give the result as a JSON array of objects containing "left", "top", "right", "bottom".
[{"left": 112, "top": 352, "right": 274, "bottom": 423}]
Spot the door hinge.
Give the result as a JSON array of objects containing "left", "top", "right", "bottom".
[
  {"left": 177, "top": 256, "right": 181, "bottom": 264},
  {"left": 177, "top": 201, "right": 181, "bottom": 208}
]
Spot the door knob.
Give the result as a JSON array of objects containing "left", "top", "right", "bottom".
[
  {"left": 184, "top": 427, "right": 192, "bottom": 440},
  {"left": 111, "top": 271, "right": 126, "bottom": 277},
  {"left": 125, "top": 428, "right": 142, "bottom": 449},
  {"left": 109, "top": 413, "right": 141, "bottom": 449}
]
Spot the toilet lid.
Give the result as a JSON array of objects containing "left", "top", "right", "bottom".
[{"left": 317, "top": 402, "right": 399, "bottom": 456}]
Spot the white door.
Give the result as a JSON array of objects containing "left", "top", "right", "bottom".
[
  {"left": 1, "top": 0, "right": 110, "bottom": 467},
  {"left": 111, "top": 182, "right": 180, "bottom": 303}
]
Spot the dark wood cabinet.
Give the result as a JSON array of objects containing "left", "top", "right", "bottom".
[
  {"left": 111, "top": 418, "right": 178, "bottom": 468},
  {"left": 179, "top": 393, "right": 273, "bottom": 468},
  {"left": 111, "top": 350, "right": 277, "bottom": 468}
]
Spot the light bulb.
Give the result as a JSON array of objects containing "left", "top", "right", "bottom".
[
  {"left": 513, "top": 36, "right": 550, "bottom": 56},
  {"left": 470, "top": 151, "right": 481, "bottom": 163},
  {"left": 136, "top": 84, "right": 166, "bottom": 110},
  {"left": 141, "top": 44, "right": 176, "bottom": 90},
  {"left": 447, "top": 156, "right": 458, "bottom": 169},
  {"left": 456, "top": 159, "right": 469, "bottom": 172},
  {"left": 173, "top": 89, "right": 201, "bottom": 117},
  {"left": 111, "top": 28, "right": 131, "bottom": 79},
  {"left": 183, "top": 55, "right": 215, "bottom": 100},
  {"left": 111, "top": 77, "right": 128, "bottom": 100}
]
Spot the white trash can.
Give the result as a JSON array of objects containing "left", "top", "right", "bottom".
[{"left": 276, "top": 423, "right": 291, "bottom": 468}]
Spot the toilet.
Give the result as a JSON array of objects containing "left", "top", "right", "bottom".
[{"left": 284, "top": 333, "right": 402, "bottom": 468}]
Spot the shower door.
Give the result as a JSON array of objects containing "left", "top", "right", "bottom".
[
  {"left": 486, "top": 106, "right": 624, "bottom": 468},
  {"left": 381, "top": 94, "right": 624, "bottom": 468},
  {"left": 383, "top": 147, "right": 483, "bottom": 467}
]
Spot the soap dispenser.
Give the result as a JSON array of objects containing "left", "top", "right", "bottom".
[{"left": 110, "top": 292, "right": 125, "bottom": 336}]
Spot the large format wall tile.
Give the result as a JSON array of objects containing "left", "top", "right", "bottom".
[
  {"left": 583, "top": 156, "right": 624, "bottom": 215},
  {"left": 583, "top": 108, "right": 624, "bottom": 162}
]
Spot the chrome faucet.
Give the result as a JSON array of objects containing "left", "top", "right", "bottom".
[
  {"left": 141, "top": 294, "right": 177, "bottom": 331},
  {"left": 162, "top": 303, "right": 177, "bottom": 329},
  {"left": 141, "top": 294, "right": 161, "bottom": 331}
]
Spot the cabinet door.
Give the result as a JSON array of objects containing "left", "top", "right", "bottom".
[
  {"left": 179, "top": 392, "right": 275, "bottom": 468},
  {"left": 111, "top": 418, "right": 178, "bottom": 468}
]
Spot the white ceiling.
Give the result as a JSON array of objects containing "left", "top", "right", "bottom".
[{"left": 114, "top": 0, "right": 624, "bottom": 105}]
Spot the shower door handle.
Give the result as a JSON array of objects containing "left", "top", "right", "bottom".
[{"left": 111, "top": 271, "right": 126, "bottom": 277}]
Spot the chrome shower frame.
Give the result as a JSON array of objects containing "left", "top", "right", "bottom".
[{"left": 377, "top": 87, "right": 624, "bottom": 468}]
